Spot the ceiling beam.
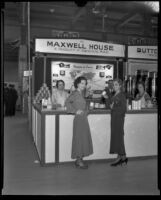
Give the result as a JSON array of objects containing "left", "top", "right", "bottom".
[
  {"left": 31, "top": 2, "right": 76, "bottom": 10},
  {"left": 115, "top": 13, "right": 139, "bottom": 29},
  {"left": 5, "top": 20, "right": 156, "bottom": 36},
  {"left": 72, "top": 7, "right": 86, "bottom": 24},
  {"left": 4, "top": 16, "right": 147, "bottom": 29},
  {"left": 116, "top": 13, "right": 138, "bottom": 28}
]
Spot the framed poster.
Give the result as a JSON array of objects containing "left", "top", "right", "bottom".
[{"left": 51, "top": 61, "right": 114, "bottom": 91}]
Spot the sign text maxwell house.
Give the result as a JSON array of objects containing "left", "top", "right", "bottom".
[{"left": 35, "top": 39, "right": 125, "bottom": 57}]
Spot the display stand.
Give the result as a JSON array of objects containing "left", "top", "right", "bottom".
[
  {"left": 127, "top": 46, "right": 157, "bottom": 76},
  {"left": 31, "top": 39, "right": 157, "bottom": 165}
]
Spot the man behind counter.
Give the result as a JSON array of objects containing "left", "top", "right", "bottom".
[{"left": 101, "top": 80, "right": 114, "bottom": 109}]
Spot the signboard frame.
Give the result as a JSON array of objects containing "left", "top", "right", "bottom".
[
  {"left": 34, "top": 38, "right": 125, "bottom": 58},
  {"left": 128, "top": 46, "right": 157, "bottom": 60}
]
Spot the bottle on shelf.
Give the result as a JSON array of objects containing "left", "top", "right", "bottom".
[
  {"left": 47, "top": 97, "right": 52, "bottom": 109},
  {"left": 127, "top": 96, "right": 133, "bottom": 110},
  {"left": 70, "top": 84, "right": 75, "bottom": 94},
  {"left": 126, "top": 98, "right": 130, "bottom": 110},
  {"left": 42, "top": 98, "right": 48, "bottom": 109},
  {"left": 89, "top": 101, "right": 94, "bottom": 110}
]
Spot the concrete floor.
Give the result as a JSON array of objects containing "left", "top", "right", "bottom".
[{"left": 2, "top": 112, "right": 160, "bottom": 195}]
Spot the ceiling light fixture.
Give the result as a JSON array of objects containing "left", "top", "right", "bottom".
[
  {"left": 92, "top": 7, "right": 100, "bottom": 14},
  {"left": 49, "top": 8, "right": 55, "bottom": 13},
  {"left": 92, "top": 1, "right": 102, "bottom": 14}
]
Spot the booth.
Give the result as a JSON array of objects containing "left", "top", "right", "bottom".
[
  {"left": 127, "top": 46, "right": 157, "bottom": 75},
  {"left": 126, "top": 46, "right": 158, "bottom": 100},
  {"left": 31, "top": 39, "right": 157, "bottom": 166}
]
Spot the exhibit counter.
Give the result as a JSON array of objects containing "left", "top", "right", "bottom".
[{"left": 32, "top": 103, "right": 158, "bottom": 166}]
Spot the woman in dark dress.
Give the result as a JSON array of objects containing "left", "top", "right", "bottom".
[
  {"left": 103, "top": 78, "right": 128, "bottom": 166},
  {"left": 65, "top": 76, "right": 93, "bottom": 169}
]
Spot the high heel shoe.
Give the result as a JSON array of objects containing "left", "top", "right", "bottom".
[
  {"left": 110, "top": 158, "right": 122, "bottom": 167},
  {"left": 121, "top": 158, "right": 128, "bottom": 165},
  {"left": 75, "top": 160, "right": 88, "bottom": 169}
]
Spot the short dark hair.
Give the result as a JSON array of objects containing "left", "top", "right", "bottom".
[
  {"left": 113, "top": 78, "right": 123, "bottom": 91},
  {"left": 113, "top": 78, "right": 123, "bottom": 86},
  {"left": 56, "top": 80, "right": 65, "bottom": 88},
  {"left": 137, "top": 81, "right": 145, "bottom": 90},
  {"left": 74, "top": 76, "right": 87, "bottom": 89}
]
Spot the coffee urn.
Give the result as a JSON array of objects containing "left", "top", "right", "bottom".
[
  {"left": 144, "top": 72, "right": 150, "bottom": 94},
  {"left": 136, "top": 70, "right": 143, "bottom": 83},
  {"left": 132, "top": 75, "right": 137, "bottom": 98},
  {"left": 123, "top": 75, "right": 128, "bottom": 94},
  {"left": 151, "top": 72, "right": 157, "bottom": 102},
  {"left": 127, "top": 75, "right": 133, "bottom": 97},
  {"left": 142, "top": 70, "right": 149, "bottom": 82}
]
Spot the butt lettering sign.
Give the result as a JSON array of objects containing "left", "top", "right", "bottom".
[
  {"left": 128, "top": 46, "right": 157, "bottom": 60},
  {"left": 35, "top": 39, "right": 125, "bottom": 57}
]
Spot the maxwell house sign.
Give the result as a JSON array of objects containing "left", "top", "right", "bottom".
[
  {"left": 35, "top": 38, "right": 125, "bottom": 57},
  {"left": 128, "top": 46, "right": 157, "bottom": 60}
]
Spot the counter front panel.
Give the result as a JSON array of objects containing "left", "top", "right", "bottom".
[
  {"left": 32, "top": 104, "right": 157, "bottom": 165},
  {"left": 45, "top": 115, "right": 56, "bottom": 163},
  {"left": 124, "top": 114, "right": 157, "bottom": 157}
]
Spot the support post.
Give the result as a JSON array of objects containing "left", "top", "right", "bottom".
[
  {"left": 116, "top": 59, "right": 119, "bottom": 78},
  {"left": 27, "top": 2, "right": 32, "bottom": 130},
  {"left": 44, "top": 56, "right": 46, "bottom": 83}
]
